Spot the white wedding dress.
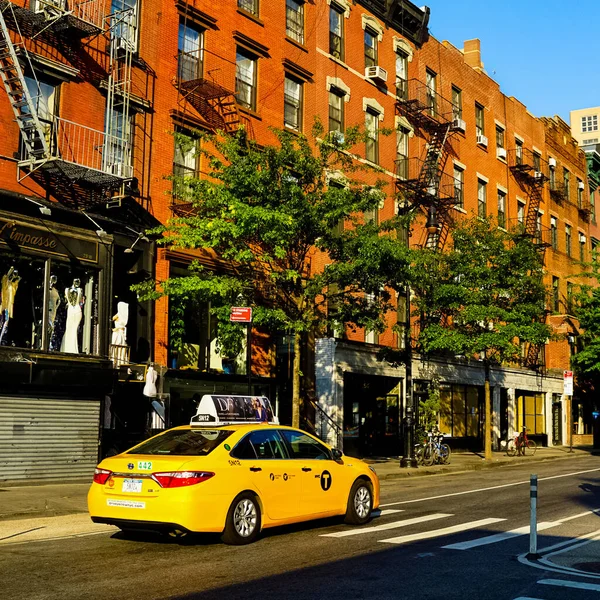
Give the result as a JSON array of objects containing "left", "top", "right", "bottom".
[{"left": 61, "top": 287, "right": 82, "bottom": 354}]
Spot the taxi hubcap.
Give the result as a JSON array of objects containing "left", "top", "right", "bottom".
[
  {"left": 234, "top": 499, "right": 257, "bottom": 537},
  {"left": 354, "top": 486, "right": 371, "bottom": 519}
]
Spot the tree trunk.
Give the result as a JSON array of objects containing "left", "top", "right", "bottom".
[
  {"left": 484, "top": 361, "right": 492, "bottom": 461},
  {"left": 292, "top": 330, "right": 302, "bottom": 428}
]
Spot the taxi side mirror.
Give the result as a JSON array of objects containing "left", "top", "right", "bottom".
[{"left": 331, "top": 448, "right": 343, "bottom": 461}]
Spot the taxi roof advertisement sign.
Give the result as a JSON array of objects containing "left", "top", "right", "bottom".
[
  {"left": 230, "top": 307, "right": 252, "bottom": 323},
  {"left": 191, "top": 394, "right": 277, "bottom": 426}
]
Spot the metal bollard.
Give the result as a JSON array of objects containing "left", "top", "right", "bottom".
[{"left": 528, "top": 474, "right": 539, "bottom": 558}]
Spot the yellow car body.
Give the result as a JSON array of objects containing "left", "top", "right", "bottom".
[{"left": 88, "top": 424, "right": 379, "bottom": 541}]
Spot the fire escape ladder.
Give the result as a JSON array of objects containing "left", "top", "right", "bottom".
[
  {"left": 0, "top": 3, "right": 49, "bottom": 162},
  {"left": 210, "top": 93, "right": 240, "bottom": 134}
]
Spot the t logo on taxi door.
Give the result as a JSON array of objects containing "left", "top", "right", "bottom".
[{"left": 320, "top": 470, "right": 332, "bottom": 491}]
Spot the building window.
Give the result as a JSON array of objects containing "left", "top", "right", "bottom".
[
  {"left": 551, "top": 216, "right": 558, "bottom": 250},
  {"left": 582, "top": 115, "right": 598, "bottom": 133},
  {"left": 426, "top": 69, "right": 437, "bottom": 116},
  {"left": 579, "top": 232, "right": 586, "bottom": 262},
  {"left": 552, "top": 276, "right": 560, "bottom": 313},
  {"left": 286, "top": 0, "right": 304, "bottom": 44},
  {"left": 396, "top": 127, "right": 409, "bottom": 179},
  {"left": 535, "top": 212, "right": 542, "bottom": 245},
  {"left": 365, "top": 109, "right": 379, "bottom": 164},
  {"left": 104, "top": 106, "right": 132, "bottom": 174},
  {"left": 565, "top": 224, "right": 572, "bottom": 256},
  {"left": 238, "top": 0, "right": 258, "bottom": 16},
  {"left": 235, "top": 48, "right": 257, "bottom": 110},
  {"left": 477, "top": 179, "right": 487, "bottom": 218},
  {"left": 516, "top": 392, "right": 545, "bottom": 435},
  {"left": 564, "top": 168, "right": 570, "bottom": 201},
  {"left": 496, "top": 126, "right": 504, "bottom": 149},
  {"left": 328, "top": 87, "right": 344, "bottom": 135},
  {"left": 173, "top": 129, "right": 199, "bottom": 201},
  {"left": 533, "top": 152, "right": 541, "bottom": 172},
  {"left": 591, "top": 190, "right": 596, "bottom": 223},
  {"left": 284, "top": 75, "right": 303, "bottom": 131},
  {"left": 497, "top": 190, "right": 506, "bottom": 228},
  {"left": 364, "top": 27, "right": 378, "bottom": 68},
  {"left": 22, "top": 75, "right": 57, "bottom": 158},
  {"left": 549, "top": 162, "right": 556, "bottom": 187},
  {"left": 439, "top": 384, "right": 482, "bottom": 438},
  {"left": 517, "top": 201, "right": 525, "bottom": 226},
  {"left": 452, "top": 86, "right": 462, "bottom": 120},
  {"left": 111, "top": 0, "right": 138, "bottom": 49},
  {"left": 577, "top": 178, "right": 584, "bottom": 208},
  {"left": 515, "top": 139, "right": 523, "bottom": 166},
  {"left": 475, "top": 103, "right": 484, "bottom": 136},
  {"left": 329, "top": 3, "right": 344, "bottom": 60},
  {"left": 177, "top": 21, "right": 203, "bottom": 82},
  {"left": 567, "top": 282, "right": 574, "bottom": 314},
  {"left": 454, "top": 165, "right": 464, "bottom": 208},
  {"left": 396, "top": 51, "right": 408, "bottom": 100}
]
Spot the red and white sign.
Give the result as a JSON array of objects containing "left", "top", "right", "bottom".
[
  {"left": 564, "top": 370, "right": 573, "bottom": 396},
  {"left": 230, "top": 307, "right": 253, "bottom": 323}
]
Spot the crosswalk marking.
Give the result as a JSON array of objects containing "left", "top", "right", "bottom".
[
  {"left": 320, "top": 513, "right": 453, "bottom": 539},
  {"left": 373, "top": 509, "right": 404, "bottom": 517},
  {"left": 442, "top": 521, "right": 561, "bottom": 551},
  {"left": 539, "top": 578, "right": 600, "bottom": 592},
  {"left": 378, "top": 517, "right": 506, "bottom": 545}
]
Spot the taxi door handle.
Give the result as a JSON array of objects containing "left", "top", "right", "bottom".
[
  {"left": 302, "top": 467, "right": 312, "bottom": 472},
  {"left": 249, "top": 467, "right": 262, "bottom": 472}
]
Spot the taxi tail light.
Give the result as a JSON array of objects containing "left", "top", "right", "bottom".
[
  {"left": 93, "top": 468, "right": 112, "bottom": 485},
  {"left": 152, "top": 471, "right": 215, "bottom": 488}
]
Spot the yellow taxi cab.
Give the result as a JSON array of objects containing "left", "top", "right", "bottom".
[{"left": 88, "top": 394, "right": 379, "bottom": 545}]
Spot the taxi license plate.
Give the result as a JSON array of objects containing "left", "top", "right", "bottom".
[{"left": 122, "top": 479, "right": 143, "bottom": 493}]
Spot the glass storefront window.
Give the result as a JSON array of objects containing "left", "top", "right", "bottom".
[
  {"left": 0, "top": 252, "right": 99, "bottom": 355},
  {"left": 439, "top": 384, "right": 483, "bottom": 438},
  {"left": 517, "top": 392, "right": 545, "bottom": 435}
]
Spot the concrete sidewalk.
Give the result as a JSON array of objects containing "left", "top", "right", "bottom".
[{"left": 0, "top": 446, "right": 595, "bottom": 522}]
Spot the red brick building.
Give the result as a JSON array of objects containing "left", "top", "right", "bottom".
[{"left": 0, "top": 0, "right": 592, "bottom": 481}]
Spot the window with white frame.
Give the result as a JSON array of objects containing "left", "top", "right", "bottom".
[
  {"left": 284, "top": 75, "right": 303, "bottom": 131},
  {"left": 452, "top": 86, "right": 462, "bottom": 119},
  {"left": 329, "top": 3, "right": 344, "bottom": 60},
  {"left": 496, "top": 126, "right": 504, "bottom": 149},
  {"left": 173, "top": 128, "right": 199, "bottom": 201},
  {"left": 515, "top": 138, "right": 523, "bottom": 165},
  {"left": 517, "top": 201, "right": 525, "bottom": 226},
  {"left": 551, "top": 216, "right": 558, "bottom": 250},
  {"left": 286, "top": 0, "right": 304, "bottom": 44},
  {"left": 111, "top": 0, "right": 138, "bottom": 50},
  {"left": 426, "top": 69, "right": 437, "bottom": 116},
  {"left": 396, "top": 127, "right": 409, "bottom": 179},
  {"left": 396, "top": 51, "right": 408, "bottom": 100},
  {"left": 328, "top": 87, "right": 345, "bottom": 135},
  {"left": 475, "top": 103, "right": 485, "bottom": 136},
  {"left": 453, "top": 165, "right": 464, "bottom": 208},
  {"left": 364, "top": 27, "right": 378, "bottom": 68},
  {"left": 577, "top": 178, "right": 584, "bottom": 208},
  {"left": 477, "top": 179, "right": 487, "bottom": 218},
  {"left": 235, "top": 48, "right": 257, "bottom": 110},
  {"left": 579, "top": 232, "right": 586, "bottom": 262},
  {"left": 365, "top": 109, "right": 379, "bottom": 164},
  {"left": 177, "top": 20, "right": 203, "bottom": 82},
  {"left": 497, "top": 189, "right": 506, "bottom": 228},
  {"left": 581, "top": 115, "right": 598, "bottom": 133},
  {"left": 238, "top": 0, "right": 258, "bottom": 16},
  {"left": 565, "top": 224, "right": 572, "bottom": 256}
]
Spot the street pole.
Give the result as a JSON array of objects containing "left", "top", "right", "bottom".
[
  {"left": 400, "top": 283, "right": 417, "bottom": 468},
  {"left": 246, "top": 322, "right": 252, "bottom": 395}
]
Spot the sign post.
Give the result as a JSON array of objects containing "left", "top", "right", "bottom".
[
  {"left": 230, "top": 307, "right": 253, "bottom": 394},
  {"left": 564, "top": 370, "right": 573, "bottom": 453}
]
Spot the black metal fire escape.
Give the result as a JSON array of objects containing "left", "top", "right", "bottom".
[
  {"left": 508, "top": 147, "right": 550, "bottom": 370},
  {"left": 395, "top": 78, "right": 458, "bottom": 251}
]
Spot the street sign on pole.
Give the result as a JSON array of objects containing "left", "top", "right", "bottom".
[
  {"left": 230, "top": 307, "right": 252, "bottom": 323},
  {"left": 563, "top": 370, "right": 573, "bottom": 396}
]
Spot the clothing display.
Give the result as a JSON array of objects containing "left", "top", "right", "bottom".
[
  {"left": 143, "top": 365, "right": 158, "bottom": 397},
  {"left": 0, "top": 267, "right": 20, "bottom": 345},
  {"left": 61, "top": 280, "right": 83, "bottom": 354},
  {"left": 111, "top": 302, "right": 128, "bottom": 346}
]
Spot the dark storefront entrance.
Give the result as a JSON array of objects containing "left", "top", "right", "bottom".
[{"left": 343, "top": 373, "right": 401, "bottom": 458}]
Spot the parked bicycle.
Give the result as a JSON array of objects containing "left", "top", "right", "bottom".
[
  {"left": 415, "top": 428, "right": 451, "bottom": 466},
  {"left": 505, "top": 426, "right": 537, "bottom": 457}
]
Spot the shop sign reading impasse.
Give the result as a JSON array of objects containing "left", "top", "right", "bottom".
[{"left": 0, "top": 219, "right": 99, "bottom": 263}]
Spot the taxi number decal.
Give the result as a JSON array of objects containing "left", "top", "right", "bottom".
[
  {"left": 228, "top": 459, "right": 241, "bottom": 466},
  {"left": 137, "top": 461, "right": 152, "bottom": 470},
  {"left": 320, "top": 470, "right": 332, "bottom": 491}
]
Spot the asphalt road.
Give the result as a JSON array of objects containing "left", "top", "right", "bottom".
[{"left": 2, "top": 456, "right": 600, "bottom": 600}]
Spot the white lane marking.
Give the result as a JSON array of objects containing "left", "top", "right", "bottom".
[
  {"left": 443, "top": 521, "right": 560, "bottom": 550},
  {"left": 379, "top": 518, "right": 506, "bottom": 545},
  {"left": 372, "top": 509, "right": 404, "bottom": 518},
  {"left": 321, "top": 513, "right": 453, "bottom": 538},
  {"left": 539, "top": 579, "right": 600, "bottom": 592},
  {"left": 379, "top": 467, "right": 600, "bottom": 507}
]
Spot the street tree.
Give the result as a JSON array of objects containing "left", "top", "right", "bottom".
[
  {"left": 410, "top": 217, "right": 551, "bottom": 460},
  {"left": 136, "top": 125, "right": 413, "bottom": 428}
]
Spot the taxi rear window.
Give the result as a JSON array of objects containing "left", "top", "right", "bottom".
[{"left": 128, "top": 429, "right": 233, "bottom": 456}]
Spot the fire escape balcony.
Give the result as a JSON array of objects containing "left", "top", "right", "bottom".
[
  {"left": 175, "top": 48, "right": 240, "bottom": 134},
  {"left": 2, "top": 0, "right": 106, "bottom": 40},
  {"left": 508, "top": 148, "right": 549, "bottom": 184},
  {"left": 395, "top": 78, "right": 454, "bottom": 131},
  {"left": 506, "top": 218, "right": 552, "bottom": 249},
  {"left": 19, "top": 116, "right": 130, "bottom": 191},
  {"left": 549, "top": 179, "right": 568, "bottom": 202}
]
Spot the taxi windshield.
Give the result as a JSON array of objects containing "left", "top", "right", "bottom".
[{"left": 128, "top": 429, "right": 233, "bottom": 456}]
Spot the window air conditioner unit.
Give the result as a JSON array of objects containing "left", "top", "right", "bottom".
[
  {"left": 578, "top": 181, "right": 585, "bottom": 189},
  {"left": 452, "top": 117, "right": 466, "bottom": 132},
  {"left": 476, "top": 134, "right": 488, "bottom": 147},
  {"left": 496, "top": 147, "right": 507, "bottom": 160},
  {"left": 365, "top": 66, "right": 388, "bottom": 83},
  {"left": 548, "top": 157, "right": 557, "bottom": 168},
  {"left": 534, "top": 171, "right": 543, "bottom": 179}
]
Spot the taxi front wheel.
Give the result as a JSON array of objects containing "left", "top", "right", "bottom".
[
  {"left": 221, "top": 492, "right": 262, "bottom": 545},
  {"left": 344, "top": 480, "right": 373, "bottom": 525}
]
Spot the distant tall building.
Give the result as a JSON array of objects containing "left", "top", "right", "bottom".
[{"left": 570, "top": 106, "right": 600, "bottom": 146}]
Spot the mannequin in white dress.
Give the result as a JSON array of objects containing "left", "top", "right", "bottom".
[
  {"left": 143, "top": 365, "right": 157, "bottom": 397},
  {"left": 61, "top": 278, "right": 83, "bottom": 354},
  {"left": 111, "top": 302, "right": 128, "bottom": 346}
]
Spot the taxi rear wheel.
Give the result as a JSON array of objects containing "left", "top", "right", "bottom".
[
  {"left": 344, "top": 479, "right": 373, "bottom": 525},
  {"left": 221, "top": 492, "right": 261, "bottom": 545}
]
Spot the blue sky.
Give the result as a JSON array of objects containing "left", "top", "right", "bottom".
[{"left": 423, "top": 0, "right": 600, "bottom": 124}]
